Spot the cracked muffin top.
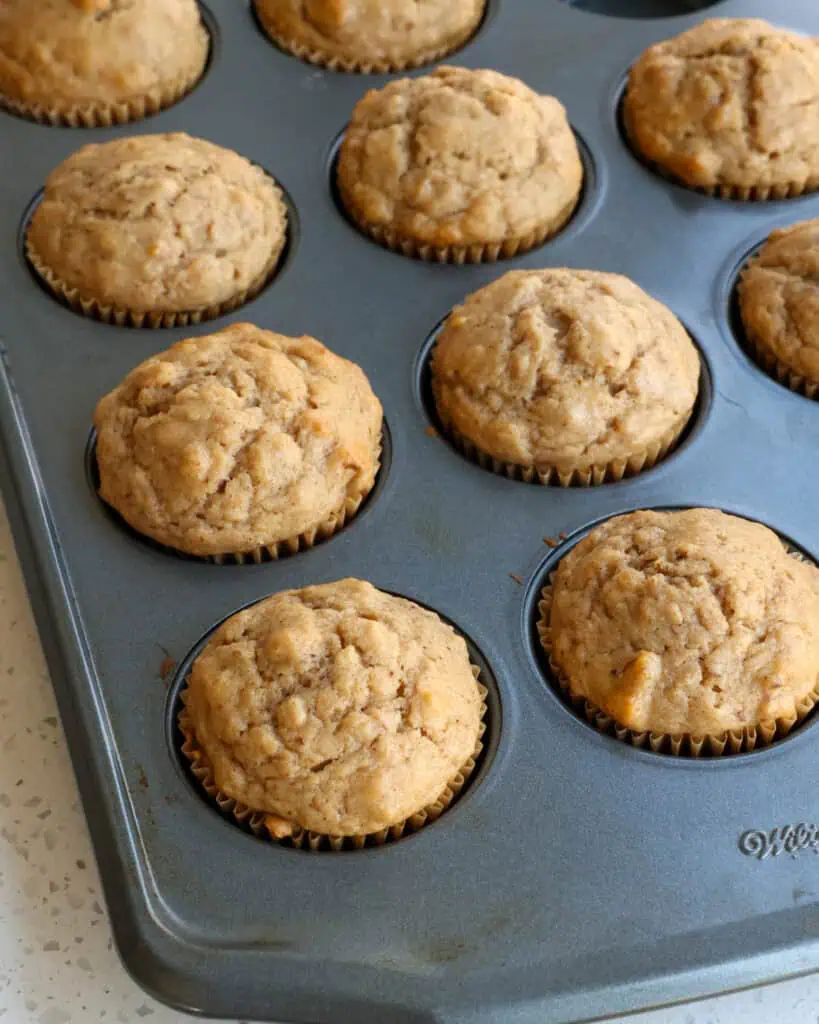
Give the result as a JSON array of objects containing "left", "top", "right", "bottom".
[
  {"left": 337, "top": 66, "right": 583, "bottom": 250},
  {"left": 738, "top": 218, "right": 819, "bottom": 385},
  {"left": 0, "top": 0, "right": 208, "bottom": 119},
  {"left": 545, "top": 509, "right": 819, "bottom": 737},
  {"left": 94, "top": 323, "right": 382, "bottom": 558},
  {"left": 26, "top": 133, "right": 286, "bottom": 316},
  {"left": 254, "top": 0, "right": 485, "bottom": 72},
  {"left": 185, "top": 578, "right": 484, "bottom": 836},
  {"left": 431, "top": 269, "right": 700, "bottom": 473},
  {"left": 623, "top": 18, "right": 819, "bottom": 193}
]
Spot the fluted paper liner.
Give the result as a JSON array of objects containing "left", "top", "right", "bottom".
[
  {"left": 742, "top": 324, "right": 819, "bottom": 402},
  {"left": 338, "top": 181, "right": 579, "bottom": 265},
  {"left": 254, "top": 2, "right": 485, "bottom": 75},
  {"left": 0, "top": 61, "right": 205, "bottom": 128},
  {"left": 693, "top": 181, "right": 819, "bottom": 202},
  {"left": 650, "top": 163, "right": 819, "bottom": 202},
  {"left": 622, "top": 103, "right": 819, "bottom": 202},
  {"left": 537, "top": 559, "right": 819, "bottom": 757},
  {"left": 95, "top": 444, "right": 379, "bottom": 564},
  {"left": 214, "top": 484, "right": 374, "bottom": 565},
  {"left": 179, "top": 670, "right": 488, "bottom": 851},
  {"left": 437, "top": 410, "right": 691, "bottom": 487},
  {"left": 26, "top": 229, "right": 285, "bottom": 330}
]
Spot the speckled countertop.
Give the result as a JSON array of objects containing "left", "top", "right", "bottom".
[{"left": 0, "top": 499, "right": 817, "bottom": 1024}]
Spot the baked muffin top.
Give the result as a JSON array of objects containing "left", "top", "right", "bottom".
[
  {"left": 0, "top": 0, "right": 208, "bottom": 114},
  {"left": 27, "top": 133, "right": 287, "bottom": 316},
  {"left": 254, "top": 0, "right": 485, "bottom": 71},
  {"left": 185, "top": 578, "right": 484, "bottom": 836},
  {"left": 546, "top": 508, "right": 819, "bottom": 736},
  {"left": 94, "top": 324, "right": 382, "bottom": 557},
  {"left": 338, "top": 66, "right": 583, "bottom": 248},
  {"left": 624, "top": 18, "right": 819, "bottom": 191},
  {"left": 738, "top": 218, "right": 819, "bottom": 384},
  {"left": 431, "top": 269, "right": 700, "bottom": 471}
]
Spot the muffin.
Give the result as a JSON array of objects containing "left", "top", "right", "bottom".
[
  {"left": 26, "top": 134, "right": 287, "bottom": 328},
  {"left": 0, "top": 0, "right": 208, "bottom": 127},
  {"left": 180, "top": 578, "right": 486, "bottom": 847},
  {"left": 254, "top": 0, "right": 485, "bottom": 74},
  {"left": 93, "top": 323, "right": 382, "bottom": 561},
  {"left": 737, "top": 218, "right": 819, "bottom": 399},
  {"left": 623, "top": 18, "right": 819, "bottom": 200},
  {"left": 430, "top": 269, "right": 700, "bottom": 485},
  {"left": 337, "top": 66, "right": 583, "bottom": 263},
  {"left": 538, "top": 509, "right": 819, "bottom": 756}
]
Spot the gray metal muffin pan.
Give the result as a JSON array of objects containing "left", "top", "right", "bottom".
[{"left": 1, "top": 0, "right": 818, "bottom": 1021}]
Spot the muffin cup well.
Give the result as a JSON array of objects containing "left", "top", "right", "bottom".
[
  {"left": 742, "top": 326, "right": 819, "bottom": 402},
  {"left": 621, "top": 104, "right": 819, "bottom": 202},
  {"left": 0, "top": 63, "right": 206, "bottom": 128},
  {"left": 339, "top": 186, "right": 579, "bottom": 265},
  {"left": 26, "top": 230, "right": 286, "bottom": 330},
  {"left": 537, "top": 574, "right": 819, "bottom": 757},
  {"left": 178, "top": 671, "right": 488, "bottom": 851},
  {"left": 436, "top": 410, "right": 690, "bottom": 487}
]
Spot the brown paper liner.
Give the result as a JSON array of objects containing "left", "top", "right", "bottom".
[
  {"left": 0, "top": 62, "right": 205, "bottom": 128},
  {"left": 210, "top": 488, "right": 372, "bottom": 565},
  {"left": 339, "top": 183, "right": 579, "bottom": 265},
  {"left": 254, "top": 3, "right": 485, "bottom": 74},
  {"left": 98, "top": 447, "right": 379, "bottom": 564},
  {"left": 742, "top": 326, "right": 819, "bottom": 402},
  {"left": 436, "top": 411, "right": 690, "bottom": 487},
  {"left": 692, "top": 181, "right": 819, "bottom": 202},
  {"left": 26, "top": 227, "right": 286, "bottom": 329},
  {"left": 178, "top": 670, "right": 488, "bottom": 851},
  {"left": 621, "top": 104, "right": 819, "bottom": 202},
  {"left": 537, "top": 565, "right": 819, "bottom": 757},
  {"left": 648, "top": 159, "right": 819, "bottom": 201}
]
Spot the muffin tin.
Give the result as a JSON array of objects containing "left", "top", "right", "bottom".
[{"left": 1, "top": 1, "right": 818, "bottom": 1021}]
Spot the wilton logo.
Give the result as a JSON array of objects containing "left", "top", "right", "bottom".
[{"left": 739, "top": 824, "right": 819, "bottom": 861}]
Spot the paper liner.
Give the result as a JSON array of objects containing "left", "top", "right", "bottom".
[
  {"left": 26, "top": 226, "right": 286, "bottom": 329},
  {"left": 649, "top": 161, "right": 819, "bottom": 202},
  {"left": 621, "top": 103, "right": 819, "bottom": 202},
  {"left": 97, "top": 447, "right": 379, "bottom": 564},
  {"left": 178, "top": 670, "right": 488, "bottom": 851},
  {"left": 692, "top": 181, "right": 819, "bottom": 202},
  {"left": 254, "top": 3, "right": 485, "bottom": 74},
  {"left": 210, "top": 488, "right": 372, "bottom": 565},
  {"left": 436, "top": 410, "right": 690, "bottom": 487},
  {"left": 338, "top": 182, "right": 579, "bottom": 265},
  {"left": 0, "top": 61, "right": 206, "bottom": 128},
  {"left": 741, "top": 324, "right": 819, "bottom": 401},
  {"left": 536, "top": 562, "right": 819, "bottom": 757}
]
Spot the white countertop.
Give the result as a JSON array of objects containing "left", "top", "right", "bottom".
[{"left": 0, "top": 500, "right": 817, "bottom": 1024}]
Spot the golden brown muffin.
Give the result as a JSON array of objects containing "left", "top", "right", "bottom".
[
  {"left": 431, "top": 269, "right": 700, "bottom": 485},
  {"left": 337, "top": 66, "right": 583, "bottom": 263},
  {"left": 26, "top": 134, "right": 287, "bottom": 328},
  {"left": 181, "top": 579, "right": 485, "bottom": 841},
  {"left": 539, "top": 509, "right": 819, "bottom": 754},
  {"left": 254, "top": 0, "right": 485, "bottom": 73},
  {"left": 738, "top": 218, "right": 819, "bottom": 398},
  {"left": 623, "top": 18, "right": 819, "bottom": 200},
  {"left": 94, "top": 324, "right": 382, "bottom": 560},
  {"left": 0, "top": 0, "right": 208, "bottom": 127}
]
